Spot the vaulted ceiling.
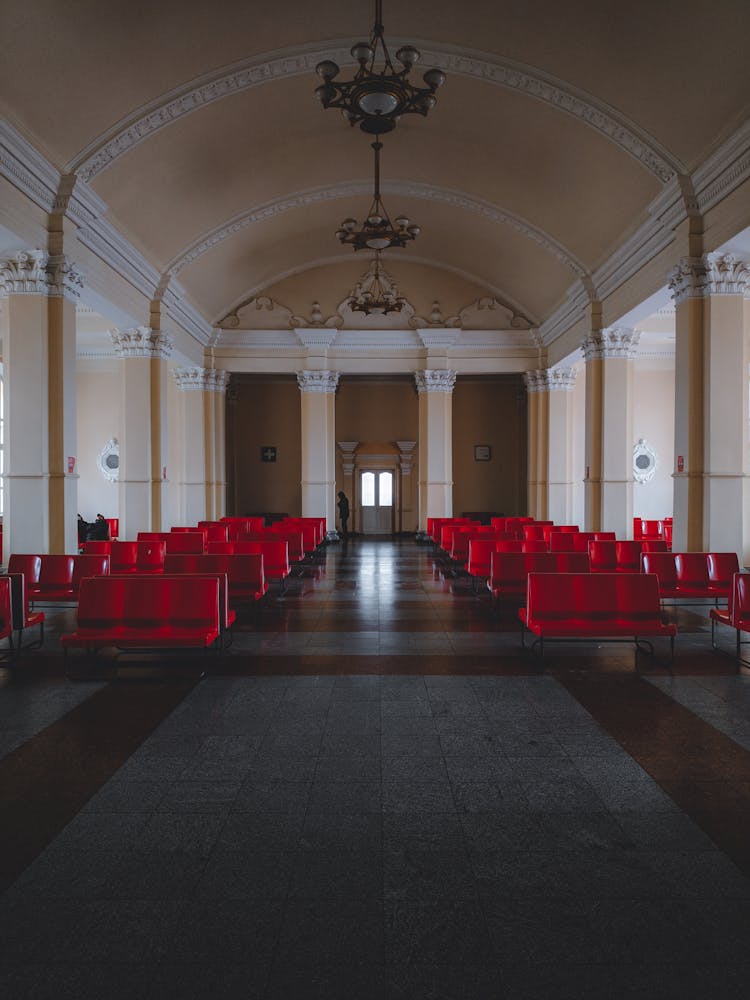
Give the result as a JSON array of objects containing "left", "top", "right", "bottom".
[{"left": 1, "top": 0, "right": 749, "bottom": 337}]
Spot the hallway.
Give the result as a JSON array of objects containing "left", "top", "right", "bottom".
[{"left": 1, "top": 539, "right": 750, "bottom": 998}]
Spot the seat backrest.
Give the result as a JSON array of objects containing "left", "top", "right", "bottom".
[
  {"left": 490, "top": 551, "right": 554, "bottom": 585},
  {"left": 572, "top": 532, "right": 596, "bottom": 552},
  {"left": 233, "top": 540, "right": 290, "bottom": 576},
  {"left": 122, "top": 577, "right": 170, "bottom": 627},
  {"left": 165, "top": 532, "right": 205, "bottom": 554},
  {"left": 72, "top": 554, "right": 110, "bottom": 589},
  {"left": 554, "top": 552, "right": 590, "bottom": 573},
  {"left": 549, "top": 532, "right": 577, "bottom": 552},
  {"left": 633, "top": 517, "right": 643, "bottom": 540},
  {"left": 270, "top": 528, "right": 304, "bottom": 561},
  {"left": 213, "top": 553, "right": 265, "bottom": 593},
  {"left": 207, "top": 541, "right": 236, "bottom": 554},
  {"left": 594, "top": 532, "right": 616, "bottom": 541},
  {"left": 706, "top": 552, "right": 740, "bottom": 588},
  {"left": 467, "top": 539, "right": 497, "bottom": 572},
  {"left": 163, "top": 553, "right": 204, "bottom": 574},
  {"left": 105, "top": 518, "right": 119, "bottom": 540},
  {"left": 136, "top": 540, "right": 166, "bottom": 570},
  {"left": 615, "top": 540, "right": 643, "bottom": 570},
  {"left": 522, "top": 540, "right": 548, "bottom": 553},
  {"left": 0, "top": 576, "right": 13, "bottom": 632},
  {"left": 494, "top": 540, "right": 523, "bottom": 553},
  {"left": 641, "top": 552, "right": 677, "bottom": 587},
  {"left": 198, "top": 522, "right": 230, "bottom": 544},
  {"left": 159, "top": 573, "right": 229, "bottom": 629},
  {"left": 588, "top": 540, "right": 617, "bottom": 571},
  {"left": 83, "top": 541, "right": 112, "bottom": 555},
  {"left": 77, "top": 577, "right": 127, "bottom": 628},
  {"left": 523, "top": 525, "right": 546, "bottom": 541},
  {"left": 7, "top": 554, "right": 42, "bottom": 585},
  {"left": 641, "top": 540, "right": 668, "bottom": 553},
  {"left": 641, "top": 519, "right": 662, "bottom": 540},
  {"left": 490, "top": 517, "right": 508, "bottom": 532},
  {"left": 110, "top": 541, "right": 138, "bottom": 571},
  {"left": 675, "top": 552, "right": 709, "bottom": 588},
  {"left": 38, "top": 555, "right": 75, "bottom": 588},
  {"left": 733, "top": 573, "right": 750, "bottom": 624}
]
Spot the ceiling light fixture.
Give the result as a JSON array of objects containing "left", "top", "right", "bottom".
[
  {"left": 336, "top": 140, "right": 420, "bottom": 251},
  {"left": 315, "top": 0, "right": 446, "bottom": 135},
  {"left": 347, "top": 252, "right": 406, "bottom": 315}
]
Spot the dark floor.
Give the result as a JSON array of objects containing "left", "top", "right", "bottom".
[{"left": 1, "top": 538, "right": 750, "bottom": 999}]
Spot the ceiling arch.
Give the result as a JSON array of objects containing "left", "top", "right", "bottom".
[
  {"left": 165, "top": 179, "right": 591, "bottom": 284},
  {"left": 212, "top": 252, "right": 541, "bottom": 328},
  {"left": 68, "top": 39, "right": 683, "bottom": 185}
]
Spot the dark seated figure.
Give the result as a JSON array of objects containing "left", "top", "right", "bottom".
[{"left": 86, "top": 514, "right": 110, "bottom": 542}]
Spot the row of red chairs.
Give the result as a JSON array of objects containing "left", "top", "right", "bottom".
[{"left": 711, "top": 573, "right": 750, "bottom": 664}]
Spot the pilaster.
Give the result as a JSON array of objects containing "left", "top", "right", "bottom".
[
  {"left": 582, "top": 328, "right": 640, "bottom": 535},
  {"left": 669, "top": 253, "right": 750, "bottom": 558},
  {"left": 0, "top": 250, "right": 81, "bottom": 554},
  {"left": 396, "top": 440, "right": 418, "bottom": 534},
  {"left": 173, "top": 367, "right": 230, "bottom": 524},
  {"left": 414, "top": 369, "right": 456, "bottom": 530},
  {"left": 297, "top": 370, "right": 340, "bottom": 535},
  {"left": 111, "top": 326, "right": 172, "bottom": 538}
]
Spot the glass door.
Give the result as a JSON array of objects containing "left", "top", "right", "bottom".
[{"left": 359, "top": 470, "right": 394, "bottom": 534}]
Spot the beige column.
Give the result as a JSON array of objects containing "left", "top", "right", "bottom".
[
  {"left": 172, "top": 367, "right": 230, "bottom": 524},
  {"left": 1, "top": 250, "right": 81, "bottom": 554},
  {"left": 397, "top": 440, "right": 417, "bottom": 534},
  {"left": 523, "top": 371, "right": 547, "bottom": 519},
  {"left": 297, "top": 370, "right": 339, "bottom": 536},
  {"left": 415, "top": 369, "right": 456, "bottom": 530},
  {"left": 111, "top": 326, "right": 171, "bottom": 539},
  {"left": 582, "top": 328, "right": 640, "bottom": 535},
  {"left": 669, "top": 253, "right": 750, "bottom": 558},
  {"left": 545, "top": 367, "right": 577, "bottom": 523}
]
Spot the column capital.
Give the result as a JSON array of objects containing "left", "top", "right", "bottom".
[
  {"left": 296, "top": 370, "right": 340, "bottom": 393},
  {"left": 110, "top": 325, "right": 173, "bottom": 359},
  {"left": 669, "top": 252, "right": 750, "bottom": 305},
  {"left": 173, "top": 367, "right": 230, "bottom": 392},
  {"left": 581, "top": 327, "right": 640, "bottom": 361},
  {"left": 414, "top": 369, "right": 457, "bottom": 393},
  {"left": 0, "top": 250, "right": 48, "bottom": 295},
  {"left": 0, "top": 251, "right": 84, "bottom": 300},
  {"left": 524, "top": 367, "right": 577, "bottom": 392}
]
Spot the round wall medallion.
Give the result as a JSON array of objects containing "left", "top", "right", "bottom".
[
  {"left": 97, "top": 438, "right": 120, "bottom": 482},
  {"left": 633, "top": 438, "right": 657, "bottom": 484}
]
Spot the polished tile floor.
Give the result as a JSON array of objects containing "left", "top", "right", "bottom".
[{"left": 1, "top": 538, "right": 750, "bottom": 998}]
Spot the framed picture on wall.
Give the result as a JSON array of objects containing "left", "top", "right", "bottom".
[{"left": 474, "top": 445, "right": 491, "bottom": 461}]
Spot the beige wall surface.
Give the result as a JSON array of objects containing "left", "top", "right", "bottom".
[
  {"left": 632, "top": 361, "right": 675, "bottom": 521},
  {"left": 452, "top": 376, "right": 527, "bottom": 517},
  {"left": 76, "top": 368, "right": 120, "bottom": 521},
  {"left": 227, "top": 376, "right": 301, "bottom": 517},
  {"left": 335, "top": 377, "right": 419, "bottom": 449}
]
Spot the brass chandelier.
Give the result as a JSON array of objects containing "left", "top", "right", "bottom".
[
  {"left": 315, "top": 0, "right": 446, "bottom": 135},
  {"left": 335, "top": 140, "right": 420, "bottom": 251},
  {"left": 347, "top": 251, "right": 406, "bottom": 315}
]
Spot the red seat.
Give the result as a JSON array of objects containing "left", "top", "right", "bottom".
[
  {"left": 707, "top": 552, "right": 740, "bottom": 599},
  {"left": 588, "top": 540, "right": 617, "bottom": 573},
  {"left": 711, "top": 573, "right": 750, "bottom": 662},
  {"left": 7, "top": 554, "right": 42, "bottom": 595},
  {"left": 207, "top": 541, "right": 236, "bottom": 554},
  {"left": 467, "top": 539, "right": 499, "bottom": 581},
  {"left": 522, "top": 540, "right": 548, "bottom": 553},
  {"left": 35, "top": 555, "right": 75, "bottom": 601},
  {"left": 615, "top": 541, "right": 643, "bottom": 573},
  {"left": 164, "top": 553, "right": 267, "bottom": 608},
  {"left": 105, "top": 518, "right": 119, "bottom": 541},
  {"left": 542, "top": 524, "right": 578, "bottom": 544},
  {"left": 0, "top": 576, "right": 21, "bottom": 655},
  {"left": 523, "top": 525, "right": 546, "bottom": 542},
  {"left": 4, "top": 572, "right": 44, "bottom": 649},
  {"left": 554, "top": 552, "right": 590, "bottom": 573},
  {"left": 674, "top": 553, "right": 710, "bottom": 597},
  {"left": 641, "top": 540, "right": 668, "bottom": 553},
  {"left": 594, "top": 532, "right": 617, "bottom": 541},
  {"left": 488, "top": 551, "right": 556, "bottom": 603},
  {"left": 110, "top": 541, "right": 139, "bottom": 574},
  {"left": 640, "top": 519, "right": 663, "bottom": 542},
  {"left": 83, "top": 541, "right": 112, "bottom": 555},
  {"left": 495, "top": 539, "right": 523, "bottom": 553},
  {"left": 572, "top": 532, "right": 596, "bottom": 553},
  {"left": 234, "top": 540, "right": 290, "bottom": 586},
  {"left": 72, "top": 554, "right": 110, "bottom": 596},
  {"left": 641, "top": 552, "right": 678, "bottom": 599},
  {"left": 549, "top": 532, "right": 577, "bottom": 552},
  {"left": 270, "top": 528, "right": 305, "bottom": 564},
  {"left": 136, "top": 541, "right": 166, "bottom": 574},
  {"left": 198, "top": 522, "right": 230, "bottom": 544}
]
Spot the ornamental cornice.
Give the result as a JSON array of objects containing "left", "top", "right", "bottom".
[
  {"left": 669, "top": 253, "right": 750, "bottom": 304},
  {"left": 110, "top": 326, "right": 173, "bottom": 359},
  {"left": 414, "top": 369, "right": 457, "bottom": 394},
  {"left": 524, "top": 367, "right": 577, "bottom": 392},
  {"left": 581, "top": 328, "right": 640, "bottom": 361},
  {"left": 69, "top": 41, "right": 678, "bottom": 185},
  {"left": 0, "top": 250, "right": 49, "bottom": 295},
  {"left": 173, "top": 367, "right": 230, "bottom": 392},
  {"left": 296, "top": 370, "right": 340, "bottom": 393}
]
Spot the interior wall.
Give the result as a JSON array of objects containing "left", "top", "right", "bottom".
[
  {"left": 632, "top": 359, "right": 675, "bottom": 520},
  {"left": 76, "top": 367, "right": 120, "bottom": 521},
  {"left": 226, "top": 375, "right": 301, "bottom": 517},
  {"left": 452, "top": 376, "right": 527, "bottom": 517}
]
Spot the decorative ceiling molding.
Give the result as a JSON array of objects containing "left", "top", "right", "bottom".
[
  {"left": 67, "top": 40, "right": 680, "bottom": 184},
  {"left": 216, "top": 253, "right": 537, "bottom": 328},
  {"left": 165, "top": 179, "right": 589, "bottom": 285}
]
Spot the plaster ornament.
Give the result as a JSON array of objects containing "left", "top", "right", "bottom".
[
  {"left": 97, "top": 438, "right": 120, "bottom": 482},
  {"left": 296, "top": 370, "right": 340, "bottom": 393},
  {"left": 633, "top": 439, "right": 658, "bottom": 484},
  {"left": 414, "top": 369, "right": 457, "bottom": 393},
  {"left": 0, "top": 249, "right": 49, "bottom": 294},
  {"left": 173, "top": 367, "right": 230, "bottom": 392},
  {"left": 581, "top": 327, "right": 640, "bottom": 361},
  {"left": 110, "top": 326, "right": 173, "bottom": 359}
]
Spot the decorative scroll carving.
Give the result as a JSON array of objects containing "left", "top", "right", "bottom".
[
  {"left": 669, "top": 253, "right": 750, "bottom": 305},
  {"left": 220, "top": 296, "right": 296, "bottom": 330},
  {"left": 72, "top": 43, "right": 676, "bottom": 185},
  {"left": 581, "top": 327, "right": 640, "bottom": 360},
  {"left": 296, "top": 370, "right": 340, "bottom": 393},
  {"left": 173, "top": 367, "right": 230, "bottom": 391},
  {"left": 47, "top": 255, "right": 85, "bottom": 299},
  {"left": 0, "top": 250, "right": 50, "bottom": 294},
  {"left": 455, "top": 296, "right": 532, "bottom": 330},
  {"left": 414, "top": 370, "right": 457, "bottom": 393},
  {"left": 110, "top": 326, "right": 173, "bottom": 359},
  {"left": 524, "top": 367, "right": 577, "bottom": 392}
]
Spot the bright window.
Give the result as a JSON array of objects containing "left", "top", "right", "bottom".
[
  {"left": 361, "top": 471, "right": 375, "bottom": 506},
  {"left": 379, "top": 471, "right": 392, "bottom": 506}
]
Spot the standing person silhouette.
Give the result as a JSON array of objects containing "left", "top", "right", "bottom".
[{"left": 337, "top": 491, "right": 350, "bottom": 538}]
